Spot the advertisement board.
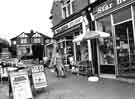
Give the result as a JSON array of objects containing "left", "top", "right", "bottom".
[
  {"left": 32, "top": 72, "right": 48, "bottom": 89},
  {"left": 10, "top": 71, "right": 33, "bottom": 99}
]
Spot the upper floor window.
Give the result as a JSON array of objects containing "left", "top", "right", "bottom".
[
  {"left": 33, "top": 38, "right": 41, "bottom": 43},
  {"left": 20, "top": 38, "right": 27, "bottom": 44},
  {"left": 61, "top": 0, "right": 74, "bottom": 18}
]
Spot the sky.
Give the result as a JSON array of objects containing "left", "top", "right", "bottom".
[{"left": 0, "top": 0, "right": 54, "bottom": 42}]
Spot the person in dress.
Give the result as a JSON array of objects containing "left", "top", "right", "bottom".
[{"left": 54, "top": 49, "right": 66, "bottom": 78}]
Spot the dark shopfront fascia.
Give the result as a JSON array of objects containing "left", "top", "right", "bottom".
[{"left": 92, "top": 0, "right": 135, "bottom": 78}]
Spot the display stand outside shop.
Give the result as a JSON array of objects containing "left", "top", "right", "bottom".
[
  {"left": 9, "top": 70, "right": 33, "bottom": 99},
  {"left": 31, "top": 65, "right": 48, "bottom": 90}
]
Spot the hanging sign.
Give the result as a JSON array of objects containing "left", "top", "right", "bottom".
[
  {"left": 10, "top": 71, "right": 33, "bottom": 99},
  {"left": 32, "top": 72, "right": 48, "bottom": 89}
]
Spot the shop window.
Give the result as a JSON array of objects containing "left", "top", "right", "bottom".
[
  {"left": 115, "top": 21, "right": 135, "bottom": 74},
  {"left": 80, "top": 40, "right": 88, "bottom": 61},
  {"left": 97, "top": 15, "right": 114, "bottom": 65},
  {"left": 113, "top": 6, "right": 131, "bottom": 24}
]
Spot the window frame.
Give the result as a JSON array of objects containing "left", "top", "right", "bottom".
[{"left": 61, "top": 0, "right": 73, "bottom": 18}]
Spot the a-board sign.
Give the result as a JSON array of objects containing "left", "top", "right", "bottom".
[
  {"left": 32, "top": 72, "right": 48, "bottom": 89},
  {"left": 10, "top": 71, "right": 33, "bottom": 99},
  {"left": 31, "top": 65, "right": 44, "bottom": 73}
]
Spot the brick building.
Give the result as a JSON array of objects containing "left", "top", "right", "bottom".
[{"left": 50, "top": 0, "right": 92, "bottom": 74}]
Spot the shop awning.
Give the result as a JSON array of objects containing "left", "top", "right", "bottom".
[{"left": 73, "top": 30, "right": 110, "bottom": 42}]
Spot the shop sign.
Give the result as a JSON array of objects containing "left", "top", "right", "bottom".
[
  {"left": 32, "top": 72, "right": 48, "bottom": 89},
  {"left": 10, "top": 71, "right": 33, "bottom": 99},
  {"left": 94, "top": 0, "right": 133, "bottom": 14},
  {"left": 55, "top": 16, "right": 82, "bottom": 34}
]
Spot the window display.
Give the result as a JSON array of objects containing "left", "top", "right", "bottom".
[
  {"left": 115, "top": 21, "right": 135, "bottom": 73},
  {"left": 97, "top": 15, "right": 114, "bottom": 65},
  {"left": 80, "top": 40, "right": 88, "bottom": 61},
  {"left": 58, "top": 40, "right": 74, "bottom": 65}
]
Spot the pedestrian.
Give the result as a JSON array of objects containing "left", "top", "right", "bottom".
[{"left": 54, "top": 49, "right": 66, "bottom": 78}]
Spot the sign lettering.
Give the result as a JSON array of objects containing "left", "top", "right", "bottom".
[
  {"left": 55, "top": 16, "right": 82, "bottom": 34},
  {"left": 97, "top": 3, "right": 112, "bottom": 14},
  {"left": 117, "top": 0, "right": 127, "bottom": 5},
  {"left": 94, "top": 0, "right": 132, "bottom": 14}
]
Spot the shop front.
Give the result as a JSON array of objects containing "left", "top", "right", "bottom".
[
  {"left": 93, "top": 0, "right": 135, "bottom": 78},
  {"left": 53, "top": 15, "right": 92, "bottom": 71}
]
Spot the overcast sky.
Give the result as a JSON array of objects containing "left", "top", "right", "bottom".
[{"left": 0, "top": 0, "right": 54, "bottom": 42}]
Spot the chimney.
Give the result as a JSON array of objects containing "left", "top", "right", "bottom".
[{"left": 30, "top": 30, "right": 34, "bottom": 34}]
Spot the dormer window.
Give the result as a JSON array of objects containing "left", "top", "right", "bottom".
[{"left": 61, "top": 0, "right": 74, "bottom": 18}]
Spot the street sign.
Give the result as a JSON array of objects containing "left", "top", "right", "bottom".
[
  {"left": 10, "top": 71, "right": 33, "bottom": 99},
  {"left": 32, "top": 72, "right": 48, "bottom": 89}
]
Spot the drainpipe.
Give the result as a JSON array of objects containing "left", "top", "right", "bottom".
[{"left": 85, "top": 1, "right": 96, "bottom": 76}]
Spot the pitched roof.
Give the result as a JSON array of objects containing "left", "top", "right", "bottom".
[{"left": 11, "top": 31, "right": 51, "bottom": 41}]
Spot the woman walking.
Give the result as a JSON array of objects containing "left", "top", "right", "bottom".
[{"left": 54, "top": 49, "right": 66, "bottom": 78}]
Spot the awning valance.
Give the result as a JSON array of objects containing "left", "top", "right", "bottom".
[{"left": 73, "top": 30, "right": 110, "bottom": 42}]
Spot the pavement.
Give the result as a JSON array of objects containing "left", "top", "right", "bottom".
[{"left": 1, "top": 69, "right": 135, "bottom": 99}]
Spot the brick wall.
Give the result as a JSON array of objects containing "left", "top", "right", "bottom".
[
  {"left": 73, "top": 0, "right": 88, "bottom": 13},
  {"left": 51, "top": 0, "right": 89, "bottom": 27},
  {"left": 51, "top": 1, "right": 63, "bottom": 26}
]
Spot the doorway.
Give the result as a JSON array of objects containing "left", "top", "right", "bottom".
[{"left": 115, "top": 21, "right": 135, "bottom": 76}]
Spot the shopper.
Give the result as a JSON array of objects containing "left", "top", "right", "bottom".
[{"left": 54, "top": 49, "right": 66, "bottom": 78}]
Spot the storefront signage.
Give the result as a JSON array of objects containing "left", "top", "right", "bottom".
[
  {"left": 10, "top": 71, "right": 33, "bottom": 99},
  {"left": 94, "top": 0, "right": 132, "bottom": 14},
  {"left": 55, "top": 16, "right": 82, "bottom": 34}
]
